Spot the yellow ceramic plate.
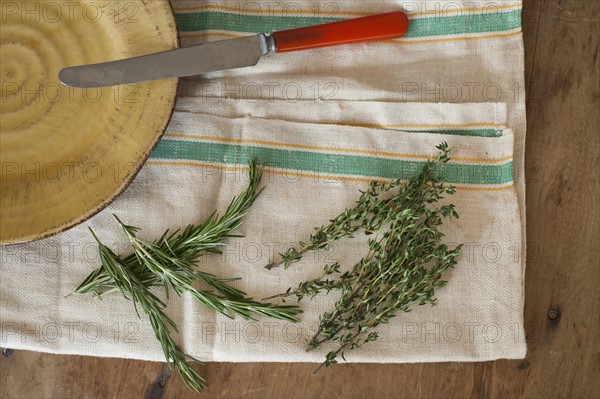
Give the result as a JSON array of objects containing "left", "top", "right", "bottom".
[{"left": 0, "top": 0, "right": 179, "bottom": 244}]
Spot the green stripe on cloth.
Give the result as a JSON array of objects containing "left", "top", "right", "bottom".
[
  {"left": 407, "top": 10, "right": 521, "bottom": 37},
  {"left": 176, "top": 13, "right": 338, "bottom": 33},
  {"left": 404, "top": 129, "right": 502, "bottom": 137},
  {"left": 175, "top": 10, "right": 522, "bottom": 37},
  {"left": 150, "top": 140, "right": 513, "bottom": 185}
]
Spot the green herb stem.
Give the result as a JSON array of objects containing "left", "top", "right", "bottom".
[
  {"left": 73, "top": 162, "right": 301, "bottom": 391},
  {"left": 267, "top": 143, "right": 463, "bottom": 370}
]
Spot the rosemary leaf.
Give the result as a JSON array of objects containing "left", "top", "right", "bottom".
[
  {"left": 89, "top": 229, "right": 206, "bottom": 392},
  {"left": 73, "top": 162, "right": 301, "bottom": 391}
]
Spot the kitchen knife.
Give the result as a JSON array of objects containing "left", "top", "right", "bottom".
[{"left": 59, "top": 11, "right": 409, "bottom": 88}]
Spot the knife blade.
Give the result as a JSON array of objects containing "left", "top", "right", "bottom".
[{"left": 59, "top": 11, "right": 409, "bottom": 88}]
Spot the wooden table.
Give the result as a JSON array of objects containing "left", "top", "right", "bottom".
[{"left": 1, "top": 1, "right": 598, "bottom": 397}]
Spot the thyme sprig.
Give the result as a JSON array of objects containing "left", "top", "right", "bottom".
[
  {"left": 73, "top": 162, "right": 301, "bottom": 392},
  {"left": 264, "top": 146, "right": 451, "bottom": 270},
  {"left": 265, "top": 143, "right": 463, "bottom": 369}
]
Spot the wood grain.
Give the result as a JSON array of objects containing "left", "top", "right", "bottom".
[{"left": 1, "top": 0, "right": 598, "bottom": 397}]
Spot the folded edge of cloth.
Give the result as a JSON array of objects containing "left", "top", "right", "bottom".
[
  {"left": 155, "top": 111, "right": 526, "bottom": 362},
  {"left": 174, "top": 97, "right": 508, "bottom": 138},
  {"left": 0, "top": 101, "right": 526, "bottom": 363}
]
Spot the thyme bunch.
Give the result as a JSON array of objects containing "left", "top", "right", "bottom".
[
  {"left": 73, "top": 162, "right": 300, "bottom": 391},
  {"left": 265, "top": 143, "right": 463, "bottom": 369}
]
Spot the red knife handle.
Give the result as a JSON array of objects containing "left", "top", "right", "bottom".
[{"left": 271, "top": 11, "right": 409, "bottom": 53}]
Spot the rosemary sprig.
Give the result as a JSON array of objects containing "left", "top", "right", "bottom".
[
  {"left": 90, "top": 229, "right": 207, "bottom": 391},
  {"left": 266, "top": 143, "right": 463, "bottom": 369},
  {"left": 74, "top": 162, "right": 301, "bottom": 391},
  {"left": 75, "top": 162, "right": 264, "bottom": 298},
  {"left": 112, "top": 216, "right": 299, "bottom": 322}
]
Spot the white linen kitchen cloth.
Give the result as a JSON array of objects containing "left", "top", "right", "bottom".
[
  {"left": 173, "top": 0, "right": 528, "bottom": 358},
  {"left": 0, "top": 100, "right": 526, "bottom": 362},
  {"left": 173, "top": 0, "right": 528, "bottom": 274}
]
